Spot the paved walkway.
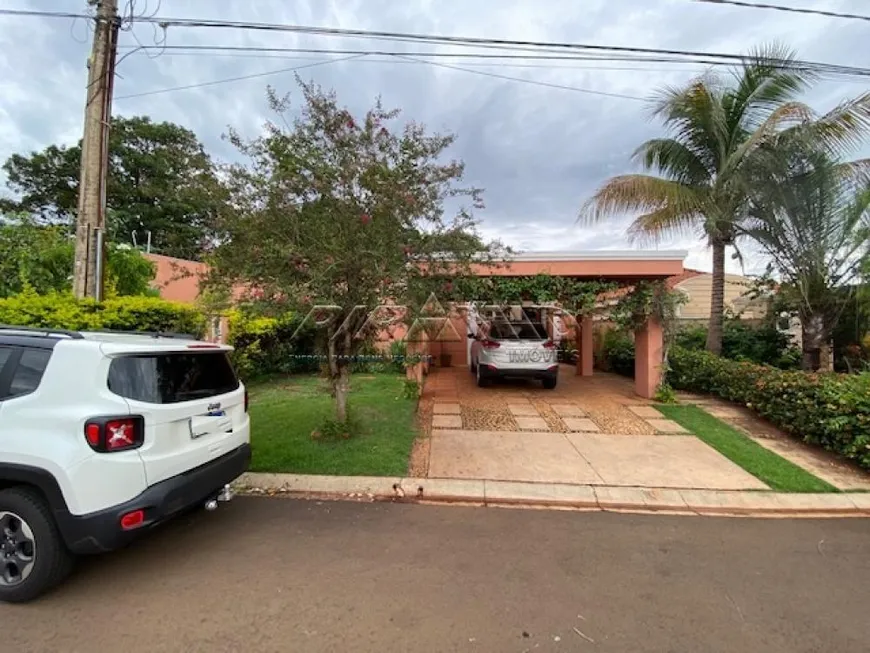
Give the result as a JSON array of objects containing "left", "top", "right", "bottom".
[{"left": 675, "top": 391, "right": 870, "bottom": 491}]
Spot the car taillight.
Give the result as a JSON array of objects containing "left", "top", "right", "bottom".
[
  {"left": 120, "top": 509, "right": 145, "bottom": 530},
  {"left": 481, "top": 339, "right": 501, "bottom": 349},
  {"left": 543, "top": 340, "right": 556, "bottom": 349},
  {"left": 84, "top": 416, "right": 144, "bottom": 453}
]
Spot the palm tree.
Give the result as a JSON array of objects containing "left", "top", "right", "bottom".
[
  {"left": 580, "top": 45, "right": 816, "bottom": 354},
  {"left": 742, "top": 145, "right": 870, "bottom": 370}
]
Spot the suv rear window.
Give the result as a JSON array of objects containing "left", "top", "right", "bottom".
[
  {"left": 489, "top": 322, "right": 547, "bottom": 340},
  {"left": 108, "top": 352, "right": 239, "bottom": 404}
]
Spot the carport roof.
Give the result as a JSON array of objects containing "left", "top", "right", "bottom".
[{"left": 469, "top": 250, "right": 687, "bottom": 280}]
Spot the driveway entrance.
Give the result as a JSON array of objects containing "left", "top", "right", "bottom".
[{"left": 421, "top": 366, "right": 767, "bottom": 491}]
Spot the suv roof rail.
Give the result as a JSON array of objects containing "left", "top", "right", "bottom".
[
  {"left": 87, "top": 329, "right": 198, "bottom": 340},
  {"left": 0, "top": 324, "right": 85, "bottom": 339}
]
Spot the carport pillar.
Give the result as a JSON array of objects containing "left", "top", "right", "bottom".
[
  {"left": 576, "top": 314, "right": 594, "bottom": 377},
  {"left": 634, "top": 317, "right": 663, "bottom": 399}
]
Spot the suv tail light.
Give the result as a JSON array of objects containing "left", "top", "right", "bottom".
[
  {"left": 543, "top": 340, "right": 556, "bottom": 349},
  {"left": 481, "top": 339, "right": 501, "bottom": 349},
  {"left": 84, "top": 416, "right": 144, "bottom": 452}
]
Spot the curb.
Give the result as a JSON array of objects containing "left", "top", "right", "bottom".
[{"left": 234, "top": 473, "right": 870, "bottom": 518}]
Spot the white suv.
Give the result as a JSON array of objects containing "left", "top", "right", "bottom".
[
  {"left": 470, "top": 321, "right": 559, "bottom": 389},
  {"left": 0, "top": 326, "right": 251, "bottom": 602}
]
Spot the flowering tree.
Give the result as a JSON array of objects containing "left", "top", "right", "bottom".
[{"left": 209, "top": 80, "right": 498, "bottom": 422}]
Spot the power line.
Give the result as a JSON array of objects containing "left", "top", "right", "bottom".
[
  {"left": 5, "top": 7, "right": 867, "bottom": 77},
  {"left": 114, "top": 53, "right": 367, "bottom": 99},
  {"left": 123, "top": 49, "right": 715, "bottom": 74},
  {"left": 117, "top": 44, "right": 736, "bottom": 66},
  {"left": 117, "top": 43, "right": 870, "bottom": 81},
  {"left": 391, "top": 54, "right": 647, "bottom": 101},
  {"left": 0, "top": 8, "right": 91, "bottom": 20},
  {"left": 692, "top": 0, "right": 870, "bottom": 22},
  {"left": 126, "top": 13, "right": 870, "bottom": 77}
]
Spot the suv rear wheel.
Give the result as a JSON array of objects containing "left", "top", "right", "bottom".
[{"left": 0, "top": 488, "right": 73, "bottom": 603}]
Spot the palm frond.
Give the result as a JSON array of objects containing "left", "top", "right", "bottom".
[
  {"left": 627, "top": 204, "right": 704, "bottom": 244},
  {"left": 722, "top": 101, "right": 813, "bottom": 179},
  {"left": 798, "top": 92, "right": 870, "bottom": 156},
  {"left": 578, "top": 174, "right": 704, "bottom": 227},
  {"left": 727, "top": 43, "right": 815, "bottom": 130},
  {"left": 651, "top": 80, "right": 727, "bottom": 172},
  {"left": 632, "top": 138, "right": 712, "bottom": 184},
  {"left": 833, "top": 158, "right": 870, "bottom": 193}
]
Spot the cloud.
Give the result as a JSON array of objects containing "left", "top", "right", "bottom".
[{"left": 1, "top": 0, "right": 868, "bottom": 276}]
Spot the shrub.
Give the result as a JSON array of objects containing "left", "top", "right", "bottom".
[
  {"left": 600, "top": 328, "right": 635, "bottom": 377},
  {"left": 227, "top": 310, "right": 319, "bottom": 379},
  {"left": 0, "top": 290, "right": 205, "bottom": 336},
  {"left": 674, "top": 319, "right": 801, "bottom": 369},
  {"left": 389, "top": 340, "right": 408, "bottom": 373},
  {"left": 668, "top": 346, "right": 870, "bottom": 470}
]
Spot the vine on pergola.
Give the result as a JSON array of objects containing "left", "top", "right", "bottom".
[
  {"left": 610, "top": 280, "right": 686, "bottom": 334},
  {"left": 413, "top": 273, "right": 618, "bottom": 318}
]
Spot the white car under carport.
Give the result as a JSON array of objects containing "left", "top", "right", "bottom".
[{"left": 469, "top": 321, "right": 559, "bottom": 388}]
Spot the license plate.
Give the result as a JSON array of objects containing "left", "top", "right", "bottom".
[{"left": 189, "top": 414, "right": 232, "bottom": 439}]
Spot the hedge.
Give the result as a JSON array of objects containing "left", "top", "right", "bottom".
[
  {"left": 668, "top": 347, "right": 870, "bottom": 471},
  {"left": 227, "top": 310, "right": 320, "bottom": 379},
  {"left": 0, "top": 291, "right": 206, "bottom": 337}
]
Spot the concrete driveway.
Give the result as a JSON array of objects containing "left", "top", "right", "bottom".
[
  {"left": 423, "top": 367, "right": 766, "bottom": 490},
  {"left": 4, "top": 498, "right": 868, "bottom": 653}
]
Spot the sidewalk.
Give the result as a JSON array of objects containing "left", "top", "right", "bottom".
[{"left": 236, "top": 472, "right": 870, "bottom": 517}]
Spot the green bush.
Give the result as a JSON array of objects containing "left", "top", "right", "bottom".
[
  {"left": 668, "top": 346, "right": 870, "bottom": 470},
  {"left": 600, "top": 328, "right": 635, "bottom": 377},
  {"left": 0, "top": 290, "right": 205, "bottom": 336},
  {"left": 674, "top": 319, "right": 801, "bottom": 369},
  {"left": 227, "top": 310, "right": 319, "bottom": 379},
  {"left": 1, "top": 215, "right": 157, "bottom": 298}
]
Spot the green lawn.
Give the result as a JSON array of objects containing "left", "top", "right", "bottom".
[
  {"left": 656, "top": 405, "right": 838, "bottom": 493},
  {"left": 247, "top": 374, "right": 418, "bottom": 476}
]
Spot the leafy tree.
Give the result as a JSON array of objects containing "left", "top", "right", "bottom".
[
  {"left": 0, "top": 214, "right": 73, "bottom": 296},
  {"left": 579, "top": 44, "right": 870, "bottom": 355},
  {"left": 209, "top": 81, "right": 498, "bottom": 423},
  {"left": 2, "top": 116, "right": 226, "bottom": 259},
  {"left": 106, "top": 245, "right": 159, "bottom": 297},
  {"left": 0, "top": 214, "right": 156, "bottom": 298},
  {"left": 743, "top": 147, "right": 870, "bottom": 370},
  {"left": 0, "top": 146, "right": 79, "bottom": 223}
]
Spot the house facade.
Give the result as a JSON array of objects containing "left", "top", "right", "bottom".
[{"left": 146, "top": 250, "right": 688, "bottom": 398}]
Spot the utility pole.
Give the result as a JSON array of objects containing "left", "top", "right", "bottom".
[{"left": 73, "top": 0, "right": 119, "bottom": 300}]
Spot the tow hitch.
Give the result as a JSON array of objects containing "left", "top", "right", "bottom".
[{"left": 204, "top": 484, "right": 234, "bottom": 511}]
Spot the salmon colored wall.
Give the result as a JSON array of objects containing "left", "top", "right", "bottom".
[{"left": 468, "top": 259, "right": 683, "bottom": 278}]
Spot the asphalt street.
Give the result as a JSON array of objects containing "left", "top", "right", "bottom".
[{"left": 3, "top": 498, "right": 868, "bottom": 652}]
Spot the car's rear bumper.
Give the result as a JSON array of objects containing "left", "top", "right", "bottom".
[
  {"left": 57, "top": 443, "right": 251, "bottom": 554},
  {"left": 479, "top": 364, "right": 558, "bottom": 380}
]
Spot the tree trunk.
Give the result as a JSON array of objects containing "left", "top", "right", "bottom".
[
  {"left": 332, "top": 328, "right": 353, "bottom": 423},
  {"left": 334, "top": 364, "right": 350, "bottom": 422},
  {"left": 801, "top": 313, "right": 825, "bottom": 372},
  {"left": 705, "top": 239, "right": 726, "bottom": 355}
]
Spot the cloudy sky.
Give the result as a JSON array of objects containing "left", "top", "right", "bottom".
[{"left": 1, "top": 0, "right": 868, "bottom": 272}]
